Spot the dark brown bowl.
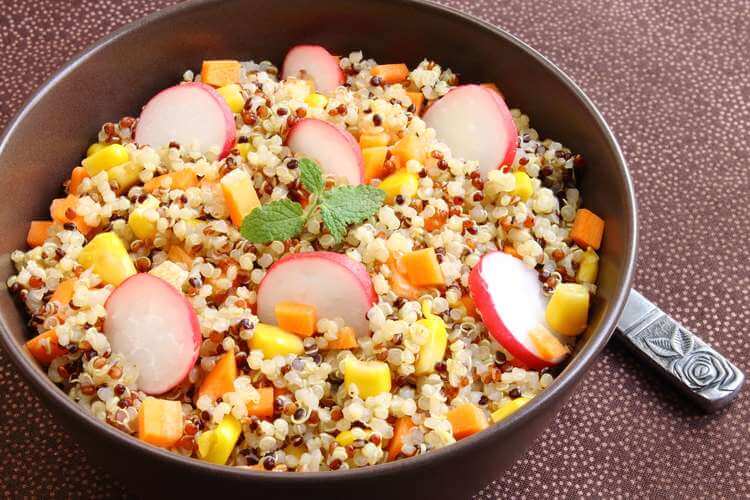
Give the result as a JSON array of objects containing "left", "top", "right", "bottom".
[{"left": 0, "top": 0, "right": 637, "bottom": 497}]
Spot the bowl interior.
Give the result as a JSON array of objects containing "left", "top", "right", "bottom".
[{"left": 0, "top": 0, "right": 635, "bottom": 485}]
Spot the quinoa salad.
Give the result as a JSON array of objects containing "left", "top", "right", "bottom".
[{"left": 9, "top": 45, "right": 605, "bottom": 472}]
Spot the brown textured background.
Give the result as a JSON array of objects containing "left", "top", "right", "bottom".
[{"left": 1, "top": 0, "right": 748, "bottom": 498}]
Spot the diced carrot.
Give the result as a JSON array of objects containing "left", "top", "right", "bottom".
[
  {"left": 371, "top": 64, "right": 410, "bottom": 84},
  {"left": 138, "top": 397, "right": 184, "bottom": 448},
  {"left": 51, "top": 279, "right": 76, "bottom": 307},
  {"left": 423, "top": 210, "right": 447, "bottom": 232},
  {"left": 447, "top": 403, "right": 488, "bottom": 440},
  {"left": 274, "top": 301, "right": 317, "bottom": 337},
  {"left": 326, "top": 326, "right": 358, "bottom": 350},
  {"left": 459, "top": 296, "right": 477, "bottom": 319},
  {"left": 198, "top": 351, "right": 237, "bottom": 402},
  {"left": 25, "top": 330, "right": 68, "bottom": 365},
  {"left": 480, "top": 82, "right": 504, "bottom": 100},
  {"left": 69, "top": 166, "right": 89, "bottom": 194},
  {"left": 246, "top": 387, "right": 274, "bottom": 419},
  {"left": 359, "top": 132, "right": 390, "bottom": 149},
  {"left": 387, "top": 258, "right": 427, "bottom": 300},
  {"left": 50, "top": 195, "right": 91, "bottom": 235},
  {"left": 528, "top": 326, "right": 569, "bottom": 362},
  {"left": 26, "top": 221, "right": 53, "bottom": 248},
  {"left": 143, "top": 169, "right": 198, "bottom": 193},
  {"left": 362, "top": 146, "right": 390, "bottom": 183},
  {"left": 503, "top": 245, "right": 521, "bottom": 259},
  {"left": 168, "top": 245, "right": 194, "bottom": 268},
  {"left": 388, "top": 416, "right": 415, "bottom": 461},
  {"left": 201, "top": 60, "right": 241, "bottom": 87},
  {"left": 570, "top": 208, "right": 605, "bottom": 250},
  {"left": 401, "top": 248, "right": 445, "bottom": 287},
  {"left": 390, "top": 133, "right": 423, "bottom": 164},
  {"left": 406, "top": 91, "right": 424, "bottom": 114}
]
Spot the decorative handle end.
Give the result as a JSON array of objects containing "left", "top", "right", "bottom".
[{"left": 616, "top": 290, "right": 744, "bottom": 412}]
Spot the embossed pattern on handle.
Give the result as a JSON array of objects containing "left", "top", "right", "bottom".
[{"left": 615, "top": 289, "right": 744, "bottom": 412}]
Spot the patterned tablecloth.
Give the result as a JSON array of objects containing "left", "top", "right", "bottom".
[{"left": 1, "top": 0, "right": 748, "bottom": 497}]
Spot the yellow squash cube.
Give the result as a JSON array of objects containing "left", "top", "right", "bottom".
[
  {"left": 491, "top": 397, "right": 530, "bottom": 423},
  {"left": 128, "top": 196, "right": 160, "bottom": 240},
  {"left": 545, "top": 283, "right": 590, "bottom": 336},
  {"left": 78, "top": 232, "right": 136, "bottom": 286},
  {"left": 220, "top": 168, "right": 261, "bottom": 227},
  {"left": 236, "top": 142, "right": 253, "bottom": 159},
  {"left": 196, "top": 415, "right": 241, "bottom": 465},
  {"left": 305, "top": 93, "right": 328, "bottom": 108},
  {"left": 391, "top": 133, "right": 423, "bottom": 164},
  {"left": 216, "top": 84, "right": 245, "bottom": 113},
  {"left": 576, "top": 248, "right": 599, "bottom": 284},
  {"left": 414, "top": 301, "right": 448, "bottom": 375},
  {"left": 249, "top": 323, "right": 304, "bottom": 358},
  {"left": 86, "top": 142, "right": 106, "bottom": 157},
  {"left": 343, "top": 358, "right": 391, "bottom": 399},
  {"left": 108, "top": 161, "right": 144, "bottom": 193},
  {"left": 512, "top": 171, "right": 533, "bottom": 201},
  {"left": 378, "top": 169, "right": 419, "bottom": 204},
  {"left": 82, "top": 144, "right": 129, "bottom": 176}
]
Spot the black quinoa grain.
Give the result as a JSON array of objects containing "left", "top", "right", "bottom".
[
  {"left": 509, "top": 388, "right": 522, "bottom": 399},
  {"left": 478, "top": 395, "right": 489, "bottom": 405},
  {"left": 372, "top": 114, "right": 383, "bottom": 126},
  {"left": 276, "top": 107, "right": 288, "bottom": 116},
  {"left": 494, "top": 351, "right": 507, "bottom": 364},
  {"left": 395, "top": 194, "right": 405, "bottom": 205},
  {"left": 329, "top": 458, "right": 342, "bottom": 470},
  {"left": 262, "top": 456, "right": 276, "bottom": 470},
  {"left": 237, "top": 135, "right": 249, "bottom": 144},
  {"left": 114, "top": 384, "right": 126, "bottom": 396},
  {"left": 370, "top": 75, "right": 383, "bottom": 86}
]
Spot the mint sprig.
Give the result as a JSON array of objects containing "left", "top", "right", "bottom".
[{"left": 240, "top": 159, "right": 385, "bottom": 244}]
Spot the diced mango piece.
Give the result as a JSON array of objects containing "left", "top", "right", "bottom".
[
  {"left": 51, "top": 278, "right": 76, "bottom": 307},
  {"left": 274, "top": 301, "right": 316, "bottom": 338},
  {"left": 528, "top": 325, "right": 569, "bottom": 362},
  {"left": 491, "top": 397, "right": 531, "bottom": 423},
  {"left": 387, "top": 257, "right": 428, "bottom": 300},
  {"left": 216, "top": 84, "right": 244, "bottom": 113},
  {"left": 25, "top": 330, "right": 68, "bottom": 365},
  {"left": 143, "top": 169, "right": 198, "bottom": 193},
  {"left": 246, "top": 387, "right": 274, "bottom": 418},
  {"left": 198, "top": 351, "right": 237, "bottom": 402},
  {"left": 378, "top": 169, "right": 419, "bottom": 204},
  {"left": 390, "top": 134, "right": 423, "bottom": 164},
  {"left": 149, "top": 261, "right": 188, "bottom": 290},
  {"left": 512, "top": 171, "right": 533, "bottom": 201},
  {"left": 414, "top": 301, "right": 447, "bottom": 375},
  {"left": 138, "top": 397, "right": 183, "bottom": 448},
  {"left": 82, "top": 144, "right": 129, "bottom": 176},
  {"left": 236, "top": 142, "right": 253, "bottom": 159},
  {"left": 335, "top": 428, "right": 371, "bottom": 447},
  {"left": 343, "top": 358, "right": 391, "bottom": 399},
  {"left": 26, "top": 221, "right": 53, "bottom": 248},
  {"left": 220, "top": 168, "right": 261, "bottom": 227},
  {"left": 401, "top": 248, "right": 444, "bottom": 287},
  {"left": 371, "top": 64, "right": 410, "bottom": 84},
  {"left": 201, "top": 60, "right": 241, "bottom": 88},
  {"left": 546, "top": 283, "right": 590, "bottom": 336},
  {"left": 250, "top": 323, "right": 304, "bottom": 359},
  {"left": 78, "top": 232, "right": 136, "bottom": 286},
  {"left": 326, "top": 326, "right": 358, "bottom": 350},
  {"left": 86, "top": 142, "right": 106, "bottom": 157},
  {"left": 196, "top": 415, "right": 241, "bottom": 465},
  {"left": 305, "top": 93, "right": 328, "bottom": 108},
  {"left": 447, "top": 403, "right": 488, "bottom": 440},
  {"left": 108, "top": 161, "right": 144, "bottom": 194},
  {"left": 362, "top": 146, "right": 390, "bottom": 183},
  {"left": 128, "top": 195, "right": 160, "bottom": 240},
  {"left": 50, "top": 195, "right": 91, "bottom": 235},
  {"left": 577, "top": 248, "right": 599, "bottom": 284},
  {"left": 570, "top": 208, "right": 605, "bottom": 250},
  {"left": 359, "top": 132, "right": 390, "bottom": 149}
]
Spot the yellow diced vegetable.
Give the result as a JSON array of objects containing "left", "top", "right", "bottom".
[
  {"left": 335, "top": 428, "right": 371, "bottom": 447},
  {"left": 196, "top": 415, "right": 241, "bottom": 465},
  {"left": 220, "top": 168, "right": 261, "bottom": 227},
  {"left": 236, "top": 142, "right": 252, "bottom": 159},
  {"left": 491, "top": 397, "right": 530, "bottom": 423},
  {"left": 82, "top": 144, "right": 129, "bottom": 176},
  {"left": 577, "top": 248, "right": 599, "bottom": 284},
  {"left": 86, "top": 142, "right": 105, "bottom": 157},
  {"left": 149, "top": 260, "right": 188, "bottom": 290},
  {"left": 249, "top": 323, "right": 304, "bottom": 358},
  {"left": 108, "top": 161, "right": 144, "bottom": 193},
  {"left": 545, "top": 283, "right": 590, "bottom": 336},
  {"left": 512, "top": 171, "right": 533, "bottom": 201},
  {"left": 128, "top": 195, "right": 159, "bottom": 240},
  {"left": 216, "top": 84, "right": 244, "bottom": 113},
  {"left": 414, "top": 301, "right": 448, "bottom": 375},
  {"left": 78, "top": 232, "right": 136, "bottom": 286},
  {"left": 343, "top": 358, "right": 391, "bottom": 399},
  {"left": 378, "top": 169, "right": 419, "bottom": 204},
  {"left": 305, "top": 93, "right": 328, "bottom": 108}
]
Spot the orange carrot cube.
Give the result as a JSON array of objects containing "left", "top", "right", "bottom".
[
  {"left": 326, "top": 326, "right": 358, "bottom": 350},
  {"left": 198, "top": 351, "right": 237, "bottom": 402},
  {"left": 25, "top": 330, "right": 68, "bottom": 365},
  {"left": 447, "top": 403, "right": 488, "bottom": 440},
  {"left": 570, "top": 208, "right": 604, "bottom": 250},
  {"left": 201, "top": 60, "right": 241, "bottom": 87},
  {"left": 26, "top": 221, "right": 53, "bottom": 248},
  {"left": 275, "top": 301, "right": 317, "bottom": 337},
  {"left": 246, "top": 387, "right": 274, "bottom": 419},
  {"left": 138, "top": 397, "right": 184, "bottom": 448},
  {"left": 401, "top": 248, "right": 445, "bottom": 287},
  {"left": 388, "top": 416, "right": 415, "bottom": 461},
  {"left": 371, "top": 64, "right": 410, "bottom": 84}
]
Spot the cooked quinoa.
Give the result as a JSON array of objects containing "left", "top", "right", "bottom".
[{"left": 8, "top": 50, "right": 597, "bottom": 472}]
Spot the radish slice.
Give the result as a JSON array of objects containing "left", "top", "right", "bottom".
[
  {"left": 135, "top": 82, "right": 236, "bottom": 159},
  {"left": 469, "top": 251, "right": 563, "bottom": 369},
  {"left": 287, "top": 118, "right": 364, "bottom": 185},
  {"left": 423, "top": 84, "right": 518, "bottom": 178},
  {"left": 281, "top": 45, "right": 345, "bottom": 94},
  {"left": 104, "top": 273, "right": 201, "bottom": 394},
  {"left": 257, "top": 251, "right": 377, "bottom": 336}
]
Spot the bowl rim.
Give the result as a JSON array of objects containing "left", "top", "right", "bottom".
[{"left": 0, "top": 0, "right": 637, "bottom": 484}]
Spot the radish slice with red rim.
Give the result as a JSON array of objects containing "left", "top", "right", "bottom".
[
  {"left": 104, "top": 273, "right": 201, "bottom": 394},
  {"left": 423, "top": 84, "right": 518, "bottom": 178},
  {"left": 287, "top": 118, "right": 364, "bottom": 185},
  {"left": 281, "top": 45, "right": 345, "bottom": 94},
  {"left": 135, "top": 82, "right": 236, "bottom": 159},
  {"left": 257, "top": 251, "right": 376, "bottom": 336}
]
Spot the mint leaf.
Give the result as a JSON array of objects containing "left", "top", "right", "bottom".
[
  {"left": 298, "top": 158, "right": 324, "bottom": 195},
  {"left": 320, "top": 185, "right": 386, "bottom": 242},
  {"left": 240, "top": 199, "right": 305, "bottom": 244}
]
